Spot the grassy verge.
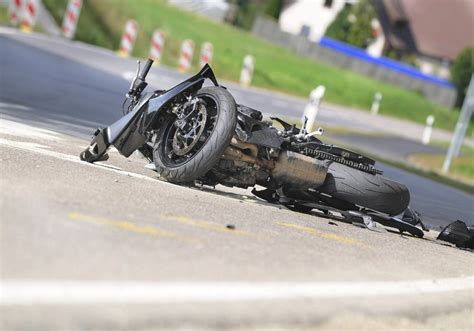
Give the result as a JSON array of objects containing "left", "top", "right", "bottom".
[
  {"left": 429, "top": 139, "right": 474, "bottom": 155},
  {"left": 0, "top": 5, "right": 46, "bottom": 33},
  {"left": 409, "top": 154, "right": 474, "bottom": 185},
  {"left": 386, "top": 159, "right": 473, "bottom": 195},
  {"left": 42, "top": 0, "right": 118, "bottom": 49},
  {"left": 416, "top": 141, "right": 474, "bottom": 184},
  {"left": 0, "top": 6, "right": 8, "bottom": 25},
  {"left": 40, "top": 0, "right": 466, "bottom": 133}
]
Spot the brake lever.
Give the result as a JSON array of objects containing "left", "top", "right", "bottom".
[{"left": 127, "top": 60, "right": 141, "bottom": 98}]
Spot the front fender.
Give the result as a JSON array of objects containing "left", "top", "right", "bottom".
[
  {"left": 111, "top": 64, "right": 217, "bottom": 148},
  {"left": 106, "top": 92, "right": 155, "bottom": 145},
  {"left": 80, "top": 64, "right": 219, "bottom": 162}
]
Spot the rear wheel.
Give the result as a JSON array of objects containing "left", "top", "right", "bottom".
[
  {"left": 153, "top": 87, "right": 237, "bottom": 183},
  {"left": 317, "top": 162, "right": 410, "bottom": 216}
]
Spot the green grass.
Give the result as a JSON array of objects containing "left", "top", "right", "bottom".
[
  {"left": 409, "top": 154, "right": 474, "bottom": 185},
  {"left": 429, "top": 139, "right": 474, "bottom": 155},
  {"left": 0, "top": 6, "right": 9, "bottom": 25},
  {"left": 42, "top": 0, "right": 118, "bottom": 48},
  {"left": 42, "top": 0, "right": 464, "bottom": 132},
  {"left": 409, "top": 142, "right": 474, "bottom": 184},
  {"left": 0, "top": 4, "right": 47, "bottom": 33}
]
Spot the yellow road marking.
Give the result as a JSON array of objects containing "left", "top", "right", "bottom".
[
  {"left": 277, "top": 222, "right": 372, "bottom": 248},
  {"left": 68, "top": 212, "right": 194, "bottom": 243},
  {"left": 160, "top": 214, "right": 253, "bottom": 237}
]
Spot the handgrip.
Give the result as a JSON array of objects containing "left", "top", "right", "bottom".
[{"left": 139, "top": 58, "right": 154, "bottom": 80}]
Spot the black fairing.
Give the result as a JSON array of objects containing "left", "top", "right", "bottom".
[
  {"left": 235, "top": 105, "right": 284, "bottom": 149},
  {"left": 108, "top": 64, "right": 219, "bottom": 157}
]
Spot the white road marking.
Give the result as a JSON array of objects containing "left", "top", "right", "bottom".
[
  {"left": 1, "top": 276, "right": 472, "bottom": 305},
  {"left": 0, "top": 137, "right": 185, "bottom": 191},
  {"left": 0, "top": 102, "right": 34, "bottom": 112},
  {"left": 0, "top": 119, "right": 62, "bottom": 141},
  {"left": 0, "top": 138, "right": 150, "bottom": 175}
]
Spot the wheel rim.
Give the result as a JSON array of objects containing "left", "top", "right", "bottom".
[
  {"left": 161, "top": 95, "right": 218, "bottom": 167},
  {"left": 171, "top": 104, "right": 207, "bottom": 156}
]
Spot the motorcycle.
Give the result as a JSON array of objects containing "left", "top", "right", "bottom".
[{"left": 80, "top": 59, "right": 426, "bottom": 237}]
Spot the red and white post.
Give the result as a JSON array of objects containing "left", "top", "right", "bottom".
[
  {"left": 8, "top": 0, "right": 23, "bottom": 26},
  {"left": 118, "top": 20, "right": 138, "bottom": 57},
  {"left": 240, "top": 55, "right": 255, "bottom": 87},
  {"left": 62, "top": 0, "right": 82, "bottom": 39},
  {"left": 199, "top": 42, "right": 213, "bottom": 67},
  {"left": 149, "top": 30, "right": 165, "bottom": 65},
  {"left": 178, "top": 39, "right": 194, "bottom": 72},
  {"left": 19, "top": 0, "right": 38, "bottom": 33}
]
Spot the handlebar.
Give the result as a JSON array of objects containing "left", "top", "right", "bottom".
[
  {"left": 139, "top": 58, "right": 154, "bottom": 81},
  {"left": 127, "top": 59, "right": 154, "bottom": 99}
]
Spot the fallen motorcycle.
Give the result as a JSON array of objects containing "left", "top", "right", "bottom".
[{"left": 80, "top": 59, "right": 425, "bottom": 237}]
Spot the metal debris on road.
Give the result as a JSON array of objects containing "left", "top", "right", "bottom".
[{"left": 437, "top": 220, "right": 474, "bottom": 250}]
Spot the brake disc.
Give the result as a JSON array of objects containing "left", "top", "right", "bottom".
[{"left": 172, "top": 104, "right": 207, "bottom": 156}]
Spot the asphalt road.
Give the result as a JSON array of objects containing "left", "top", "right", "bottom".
[{"left": 1, "top": 29, "right": 473, "bottom": 330}]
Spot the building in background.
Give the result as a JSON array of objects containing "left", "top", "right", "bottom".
[
  {"left": 365, "top": 17, "right": 384, "bottom": 57},
  {"left": 279, "top": 0, "right": 353, "bottom": 42},
  {"left": 276, "top": 0, "right": 473, "bottom": 79},
  {"left": 372, "top": 0, "right": 474, "bottom": 79}
]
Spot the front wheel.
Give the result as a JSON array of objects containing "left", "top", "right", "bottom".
[{"left": 153, "top": 86, "right": 237, "bottom": 183}]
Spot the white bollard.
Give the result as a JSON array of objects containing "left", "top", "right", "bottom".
[
  {"left": 8, "top": 0, "right": 23, "bottom": 26},
  {"left": 19, "top": 0, "right": 39, "bottom": 33},
  {"left": 178, "top": 39, "right": 194, "bottom": 72},
  {"left": 149, "top": 30, "right": 165, "bottom": 64},
  {"left": 117, "top": 20, "right": 138, "bottom": 57},
  {"left": 199, "top": 42, "right": 213, "bottom": 67},
  {"left": 370, "top": 92, "right": 382, "bottom": 115},
  {"left": 62, "top": 0, "right": 82, "bottom": 39},
  {"left": 240, "top": 55, "right": 255, "bottom": 87},
  {"left": 303, "top": 85, "right": 325, "bottom": 133},
  {"left": 422, "top": 115, "right": 435, "bottom": 145}
]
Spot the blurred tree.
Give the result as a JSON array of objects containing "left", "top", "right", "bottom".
[
  {"left": 324, "top": 5, "right": 351, "bottom": 41},
  {"left": 324, "top": 0, "right": 375, "bottom": 48},
  {"left": 346, "top": 1, "right": 375, "bottom": 48},
  {"left": 451, "top": 47, "right": 474, "bottom": 107},
  {"left": 264, "top": 0, "right": 282, "bottom": 19}
]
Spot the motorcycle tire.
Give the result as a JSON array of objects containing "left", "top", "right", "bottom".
[
  {"left": 317, "top": 162, "right": 410, "bottom": 216},
  {"left": 153, "top": 86, "right": 237, "bottom": 183}
]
